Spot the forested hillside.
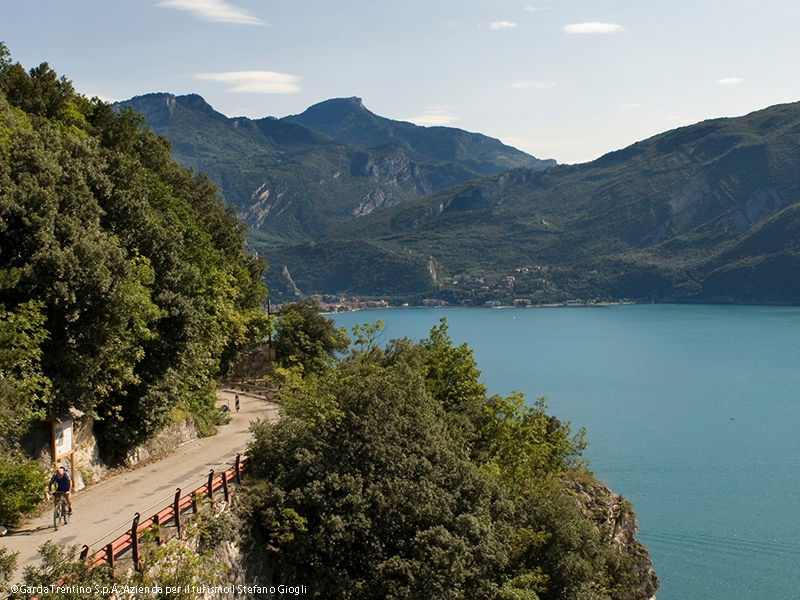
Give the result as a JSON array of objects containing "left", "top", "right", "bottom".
[
  {"left": 0, "top": 44, "right": 268, "bottom": 523},
  {"left": 268, "top": 101, "right": 800, "bottom": 304}
]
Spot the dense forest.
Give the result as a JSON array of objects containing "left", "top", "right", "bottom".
[
  {"left": 6, "top": 308, "right": 658, "bottom": 600},
  {"left": 0, "top": 44, "right": 268, "bottom": 524},
  {"left": 244, "top": 312, "right": 656, "bottom": 600}
]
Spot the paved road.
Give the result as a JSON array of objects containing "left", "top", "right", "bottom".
[{"left": 0, "top": 388, "right": 279, "bottom": 579}]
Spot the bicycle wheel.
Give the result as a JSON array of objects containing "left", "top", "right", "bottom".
[{"left": 53, "top": 500, "right": 61, "bottom": 530}]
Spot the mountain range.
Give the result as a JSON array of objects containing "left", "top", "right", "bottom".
[
  {"left": 118, "top": 94, "right": 800, "bottom": 305},
  {"left": 115, "top": 94, "right": 554, "bottom": 245}
]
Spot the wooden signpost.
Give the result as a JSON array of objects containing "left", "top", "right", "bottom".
[{"left": 47, "top": 413, "right": 76, "bottom": 485}]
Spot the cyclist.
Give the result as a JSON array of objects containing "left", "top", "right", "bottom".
[{"left": 49, "top": 466, "right": 72, "bottom": 515}]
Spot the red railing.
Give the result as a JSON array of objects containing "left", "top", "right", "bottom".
[{"left": 80, "top": 453, "right": 248, "bottom": 571}]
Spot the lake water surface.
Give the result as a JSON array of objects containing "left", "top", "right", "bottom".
[{"left": 332, "top": 305, "right": 800, "bottom": 600}]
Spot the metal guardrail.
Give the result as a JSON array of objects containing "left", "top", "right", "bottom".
[{"left": 78, "top": 453, "right": 248, "bottom": 572}]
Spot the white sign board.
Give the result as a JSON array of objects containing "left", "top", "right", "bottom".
[{"left": 54, "top": 419, "right": 73, "bottom": 457}]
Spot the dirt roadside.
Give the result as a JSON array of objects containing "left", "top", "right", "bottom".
[{"left": 0, "top": 387, "right": 279, "bottom": 580}]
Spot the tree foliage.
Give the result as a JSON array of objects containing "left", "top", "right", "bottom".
[
  {"left": 479, "top": 394, "right": 587, "bottom": 495},
  {"left": 0, "top": 291, "right": 49, "bottom": 439},
  {"left": 272, "top": 300, "right": 349, "bottom": 375},
  {"left": 244, "top": 320, "right": 644, "bottom": 600},
  {"left": 0, "top": 448, "right": 47, "bottom": 527},
  {"left": 0, "top": 546, "right": 17, "bottom": 596},
  {"left": 18, "top": 543, "right": 116, "bottom": 600},
  {"left": 0, "top": 43, "right": 268, "bottom": 453}
]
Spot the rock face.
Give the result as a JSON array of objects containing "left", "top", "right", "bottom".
[
  {"left": 23, "top": 414, "right": 107, "bottom": 491},
  {"left": 563, "top": 477, "right": 659, "bottom": 600},
  {"left": 124, "top": 418, "right": 200, "bottom": 467},
  {"left": 115, "top": 92, "right": 546, "bottom": 245}
]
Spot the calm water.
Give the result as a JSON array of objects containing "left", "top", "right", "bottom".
[{"left": 331, "top": 305, "right": 800, "bottom": 600}]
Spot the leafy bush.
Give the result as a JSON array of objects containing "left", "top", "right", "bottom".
[
  {"left": 0, "top": 449, "right": 47, "bottom": 527},
  {"left": 0, "top": 547, "right": 18, "bottom": 596},
  {"left": 272, "top": 300, "right": 349, "bottom": 375},
  {"left": 20, "top": 516, "right": 228, "bottom": 600},
  {"left": 243, "top": 318, "right": 645, "bottom": 599},
  {"left": 19, "top": 542, "right": 115, "bottom": 600}
]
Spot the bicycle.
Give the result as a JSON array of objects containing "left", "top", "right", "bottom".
[{"left": 53, "top": 491, "right": 70, "bottom": 530}]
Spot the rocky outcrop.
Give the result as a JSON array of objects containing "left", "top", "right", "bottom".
[
  {"left": 71, "top": 416, "right": 107, "bottom": 488},
  {"left": 280, "top": 266, "right": 302, "bottom": 297},
  {"left": 645, "top": 182, "right": 784, "bottom": 246},
  {"left": 414, "top": 168, "right": 531, "bottom": 225},
  {"left": 242, "top": 183, "right": 291, "bottom": 229},
  {"left": 23, "top": 413, "right": 107, "bottom": 492},
  {"left": 351, "top": 189, "right": 397, "bottom": 217},
  {"left": 563, "top": 476, "right": 659, "bottom": 600}
]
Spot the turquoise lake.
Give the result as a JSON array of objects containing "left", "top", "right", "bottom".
[{"left": 331, "top": 304, "right": 800, "bottom": 600}]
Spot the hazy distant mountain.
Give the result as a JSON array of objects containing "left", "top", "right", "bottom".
[
  {"left": 266, "top": 101, "right": 800, "bottom": 304},
  {"left": 115, "top": 93, "right": 553, "bottom": 244},
  {"left": 284, "top": 97, "right": 555, "bottom": 175}
]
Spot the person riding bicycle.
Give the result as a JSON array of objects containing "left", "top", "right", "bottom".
[{"left": 49, "top": 466, "right": 72, "bottom": 515}]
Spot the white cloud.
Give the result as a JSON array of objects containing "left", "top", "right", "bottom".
[
  {"left": 510, "top": 81, "right": 555, "bottom": 89},
  {"left": 158, "top": 0, "right": 266, "bottom": 25},
  {"left": 406, "top": 107, "right": 460, "bottom": 127},
  {"left": 562, "top": 22, "right": 625, "bottom": 34},
  {"left": 717, "top": 77, "right": 744, "bottom": 85},
  {"left": 194, "top": 71, "right": 302, "bottom": 93},
  {"left": 620, "top": 103, "right": 642, "bottom": 108},
  {"left": 524, "top": 7, "right": 550, "bottom": 12},
  {"left": 490, "top": 21, "right": 519, "bottom": 30}
]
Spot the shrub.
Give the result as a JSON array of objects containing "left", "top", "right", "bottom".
[{"left": 0, "top": 449, "right": 47, "bottom": 527}]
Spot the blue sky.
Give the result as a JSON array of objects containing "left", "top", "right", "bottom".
[{"left": 2, "top": 0, "right": 800, "bottom": 164}]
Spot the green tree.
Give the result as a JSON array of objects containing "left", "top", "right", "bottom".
[
  {"left": 272, "top": 300, "right": 349, "bottom": 375},
  {"left": 420, "top": 318, "right": 487, "bottom": 447},
  {"left": 422, "top": 318, "right": 486, "bottom": 412},
  {"left": 0, "top": 59, "right": 74, "bottom": 120},
  {"left": 0, "top": 546, "right": 17, "bottom": 596},
  {"left": 510, "top": 481, "right": 641, "bottom": 600},
  {"left": 244, "top": 323, "right": 644, "bottom": 600},
  {"left": 19, "top": 543, "right": 114, "bottom": 600},
  {"left": 0, "top": 294, "right": 49, "bottom": 439},
  {"left": 246, "top": 354, "right": 511, "bottom": 600},
  {"left": 0, "top": 45, "right": 268, "bottom": 453},
  {"left": 479, "top": 394, "right": 586, "bottom": 494}
]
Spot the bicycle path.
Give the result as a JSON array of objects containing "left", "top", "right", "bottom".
[{"left": 0, "top": 388, "right": 279, "bottom": 579}]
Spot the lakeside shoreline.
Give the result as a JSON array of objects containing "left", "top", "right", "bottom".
[
  {"left": 316, "top": 298, "right": 800, "bottom": 315},
  {"left": 318, "top": 300, "right": 636, "bottom": 314}
]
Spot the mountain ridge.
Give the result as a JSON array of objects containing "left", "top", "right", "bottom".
[
  {"left": 114, "top": 93, "right": 553, "bottom": 244},
  {"left": 284, "top": 96, "right": 556, "bottom": 175},
  {"left": 265, "top": 100, "right": 800, "bottom": 304}
]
